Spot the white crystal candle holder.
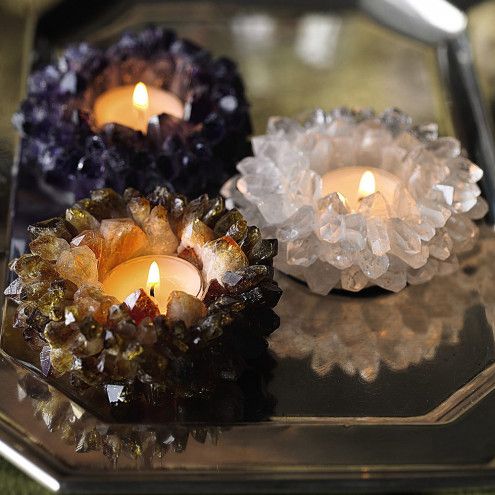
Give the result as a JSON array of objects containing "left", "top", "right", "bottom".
[{"left": 224, "top": 108, "right": 488, "bottom": 294}]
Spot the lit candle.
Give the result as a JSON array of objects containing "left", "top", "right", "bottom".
[
  {"left": 101, "top": 255, "right": 202, "bottom": 314},
  {"left": 321, "top": 166, "right": 400, "bottom": 210},
  {"left": 93, "top": 82, "right": 184, "bottom": 134}
]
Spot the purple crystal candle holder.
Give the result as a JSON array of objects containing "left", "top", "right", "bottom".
[
  {"left": 4, "top": 186, "right": 280, "bottom": 393},
  {"left": 14, "top": 27, "right": 252, "bottom": 202},
  {"left": 223, "top": 108, "right": 487, "bottom": 294}
]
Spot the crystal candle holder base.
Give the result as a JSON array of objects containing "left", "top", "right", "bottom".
[{"left": 224, "top": 108, "right": 488, "bottom": 294}]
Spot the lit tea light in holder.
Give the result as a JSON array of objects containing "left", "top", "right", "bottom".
[
  {"left": 225, "top": 108, "right": 488, "bottom": 294},
  {"left": 322, "top": 166, "right": 400, "bottom": 211},
  {"left": 102, "top": 255, "right": 203, "bottom": 314},
  {"left": 93, "top": 82, "right": 184, "bottom": 134},
  {"left": 14, "top": 26, "right": 252, "bottom": 201},
  {"left": 5, "top": 187, "right": 280, "bottom": 386}
]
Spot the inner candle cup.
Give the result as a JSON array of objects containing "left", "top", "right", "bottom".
[
  {"left": 321, "top": 166, "right": 401, "bottom": 210},
  {"left": 102, "top": 255, "right": 203, "bottom": 314},
  {"left": 93, "top": 82, "right": 184, "bottom": 134}
]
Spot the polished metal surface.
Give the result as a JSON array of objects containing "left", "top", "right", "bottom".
[{"left": 361, "top": 0, "right": 495, "bottom": 222}]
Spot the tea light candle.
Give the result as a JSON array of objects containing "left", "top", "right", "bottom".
[
  {"left": 93, "top": 82, "right": 184, "bottom": 134},
  {"left": 102, "top": 255, "right": 203, "bottom": 314},
  {"left": 321, "top": 166, "right": 401, "bottom": 210}
]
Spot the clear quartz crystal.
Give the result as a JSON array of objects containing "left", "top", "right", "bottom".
[
  {"left": 366, "top": 217, "right": 390, "bottom": 256},
  {"left": 303, "top": 260, "right": 340, "bottom": 295},
  {"left": 340, "top": 265, "right": 368, "bottom": 292},
  {"left": 277, "top": 206, "right": 315, "bottom": 242},
  {"left": 233, "top": 108, "right": 486, "bottom": 293},
  {"left": 356, "top": 249, "right": 389, "bottom": 279}
]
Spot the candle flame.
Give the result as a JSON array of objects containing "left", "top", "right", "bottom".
[
  {"left": 133, "top": 82, "right": 149, "bottom": 111},
  {"left": 146, "top": 261, "right": 160, "bottom": 297},
  {"left": 358, "top": 170, "right": 376, "bottom": 199}
]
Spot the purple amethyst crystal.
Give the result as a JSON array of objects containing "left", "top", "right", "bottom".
[{"left": 15, "top": 26, "right": 252, "bottom": 201}]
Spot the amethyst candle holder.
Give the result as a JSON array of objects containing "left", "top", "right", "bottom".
[{"left": 14, "top": 26, "right": 252, "bottom": 202}]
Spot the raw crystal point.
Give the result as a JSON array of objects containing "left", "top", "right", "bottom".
[
  {"left": 222, "top": 265, "right": 272, "bottom": 294},
  {"left": 201, "top": 236, "right": 249, "bottom": 285},
  {"left": 127, "top": 196, "right": 151, "bottom": 227},
  {"left": 303, "top": 260, "right": 340, "bottom": 295},
  {"left": 247, "top": 239, "right": 278, "bottom": 265},
  {"left": 71, "top": 230, "right": 104, "bottom": 260},
  {"left": 388, "top": 218, "right": 428, "bottom": 268},
  {"left": 125, "top": 289, "right": 160, "bottom": 325},
  {"left": 366, "top": 217, "right": 390, "bottom": 256},
  {"left": 38, "top": 280, "right": 77, "bottom": 321},
  {"left": 289, "top": 169, "right": 322, "bottom": 207},
  {"left": 407, "top": 258, "right": 439, "bottom": 285},
  {"left": 213, "top": 209, "right": 248, "bottom": 243},
  {"left": 445, "top": 214, "right": 479, "bottom": 253},
  {"left": 340, "top": 213, "right": 366, "bottom": 253},
  {"left": 28, "top": 217, "right": 76, "bottom": 241},
  {"left": 56, "top": 245, "right": 100, "bottom": 287},
  {"left": 356, "top": 249, "right": 389, "bottom": 279},
  {"left": 287, "top": 236, "right": 318, "bottom": 267},
  {"left": 99, "top": 218, "right": 148, "bottom": 275},
  {"left": 375, "top": 256, "right": 407, "bottom": 292},
  {"left": 425, "top": 136, "right": 461, "bottom": 159},
  {"left": 340, "top": 265, "right": 368, "bottom": 292},
  {"left": 65, "top": 207, "right": 100, "bottom": 233},
  {"left": 74, "top": 286, "right": 119, "bottom": 324},
  {"left": 179, "top": 218, "right": 214, "bottom": 257},
  {"left": 277, "top": 206, "right": 314, "bottom": 242},
  {"left": 392, "top": 187, "right": 420, "bottom": 221},
  {"left": 467, "top": 197, "right": 489, "bottom": 220},
  {"left": 3, "top": 278, "right": 23, "bottom": 300},
  {"left": 166, "top": 291, "right": 207, "bottom": 327},
  {"left": 358, "top": 191, "right": 391, "bottom": 218},
  {"left": 11, "top": 254, "right": 57, "bottom": 282},
  {"left": 419, "top": 199, "right": 451, "bottom": 228},
  {"left": 89, "top": 188, "right": 127, "bottom": 218},
  {"left": 428, "top": 229, "right": 453, "bottom": 260},
  {"left": 143, "top": 205, "right": 179, "bottom": 255},
  {"left": 29, "top": 235, "right": 70, "bottom": 261},
  {"left": 447, "top": 156, "right": 483, "bottom": 183},
  {"left": 318, "top": 241, "right": 353, "bottom": 269},
  {"left": 317, "top": 192, "right": 348, "bottom": 221}
]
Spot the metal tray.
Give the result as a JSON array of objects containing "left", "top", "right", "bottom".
[{"left": 2, "top": 1, "right": 495, "bottom": 492}]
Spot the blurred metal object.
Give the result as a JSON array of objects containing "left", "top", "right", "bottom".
[{"left": 361, "top": 0, "right": 495, "bottom": 223}]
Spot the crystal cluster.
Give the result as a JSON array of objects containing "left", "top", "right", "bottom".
[
  {"left": 14, "top": 26, "right": 252, "bottom": 201},
  {"left": 15, "top": 306, "right": 277, "bottom": 461},
  {"left": 227, "top": 108, "right": 487, "bottom": 293},
  {"left": 5, "top": 187, "right": 280, "bottom": 390},
  {"left": 15, "top": 308, "right": 276, "bottom": 460}
]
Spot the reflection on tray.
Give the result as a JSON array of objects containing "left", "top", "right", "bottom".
[{"left": 270, "top": 227, "right": 495, "bottom": 383}]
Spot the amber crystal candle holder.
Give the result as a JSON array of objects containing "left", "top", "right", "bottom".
[
  {"left": 223, "top": 108, "right": 487, "bottom": 294},
  {"left": 4, "top": 187, "right": 281, "bottom": 396},
  {"left": 14, "top": 26, "right": 252, "bottom": 202}
]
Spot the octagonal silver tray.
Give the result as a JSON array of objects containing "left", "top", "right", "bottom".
[{"left": 2, "top": 1, "right": 495, "bottom": 492}]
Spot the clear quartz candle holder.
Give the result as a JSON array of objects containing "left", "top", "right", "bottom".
[{"left": 223, "top": 107, "right": 488, "bottom": 294}]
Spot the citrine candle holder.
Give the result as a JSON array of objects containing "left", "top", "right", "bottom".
[
  {"left": 223, "top": 108, "right": 487, "bottom": 294},
  {"left": 14, "top": 26, "right": 252, "bottom": 203},
  {"left": 4, "top": 187, "right": 281, "bottom": 394}
]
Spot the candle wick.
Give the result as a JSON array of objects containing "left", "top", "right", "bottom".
[{"left": 150, "top": 286, "right": 155, "bottom": 297}]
